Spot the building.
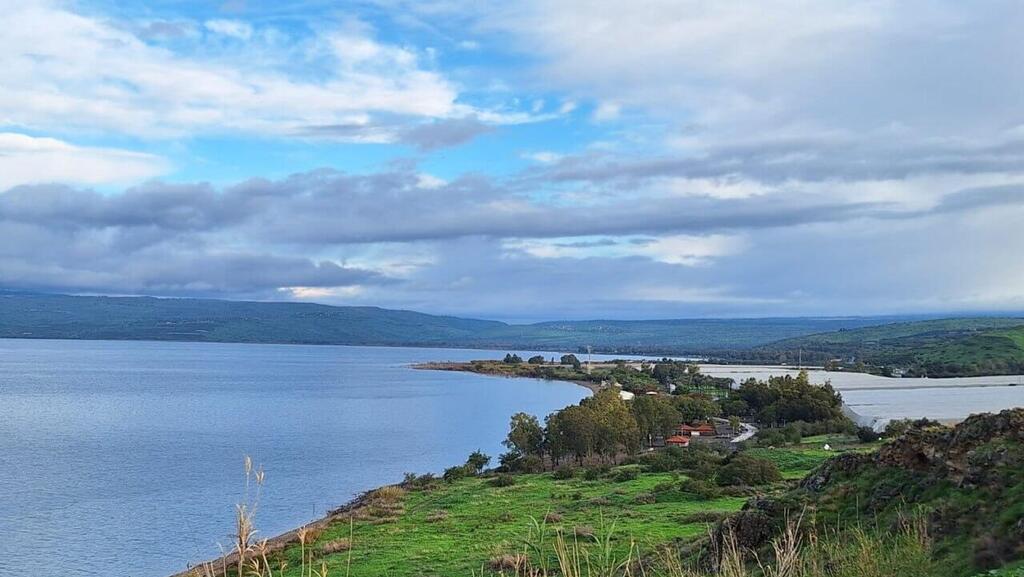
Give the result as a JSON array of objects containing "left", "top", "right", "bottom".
[{"left": 665, "top": 435, "right": 690, "bottom": 447}]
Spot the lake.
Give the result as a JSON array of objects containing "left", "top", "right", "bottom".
[{"left": 0, "top": 339, "right": 590, "bottom": 577}]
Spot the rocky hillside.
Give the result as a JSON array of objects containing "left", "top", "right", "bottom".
[{"left": 716, "top": 409, "right": 1024, "bottom": 576}]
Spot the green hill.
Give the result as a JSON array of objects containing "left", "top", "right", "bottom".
[
  {"left": 752, "top": 318, "right": 1024, "bottom": 376},
  {"left": 0, "top": 292, "right": 889, "bottom": 352}
]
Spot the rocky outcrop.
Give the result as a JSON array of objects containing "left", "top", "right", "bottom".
[{"left": 711, "top": 409, "right": 1024, "bottom": 574}]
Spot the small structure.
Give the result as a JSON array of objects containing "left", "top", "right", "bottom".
[
  {"left": 665, "top": 435, "right": 690, "bottom": 447},
  {"left": 618, "top": 390, "right": 635, "bottom": 401}
]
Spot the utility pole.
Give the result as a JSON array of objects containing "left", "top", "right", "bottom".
[{"left": 586, "top": 345, "right": 593, "bottom": 374}]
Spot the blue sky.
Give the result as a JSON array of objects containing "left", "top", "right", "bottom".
[{"left": 2, "top": 0, "right": 1023, "bottom": 321}]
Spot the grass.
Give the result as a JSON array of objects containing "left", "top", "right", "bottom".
[{"left": 280, "top": 472, "right": 748, "bottom": 576}]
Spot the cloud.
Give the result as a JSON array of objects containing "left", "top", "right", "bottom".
[
  {"left": 0, "top": 133, "right": 168, "bottom": 189},
  {"left": 204, "top": 19, "right": 253, "bottom": 40},
  {"left": 399, "top": 117, "right": 494, "bottom": 151},
  {"left": 0, "top": 1, "right": 465, "bottom": 140}
]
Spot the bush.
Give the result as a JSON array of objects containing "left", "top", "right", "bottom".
[
  {"left": 634, "top": 492, "right": 656, "bottom": 504},
  {"left": 716, "top": 453, "right": 783, "bottom": 486},
  {"left": 679, "top": 478, "right": 722, "bottom": 500},
  {"left": 552, "top": 466, "right": 576, "bottom": 480},
  {"left": 856, "top": 426, "right": 881, "bottom": 443},
  {"left": 544, "top": 512, "right": 563, "bottom": 523},
  {"left": 443, "top": 464, "right": 474, "bottom": 483},
  {"left": 502, "top": 453, "right": 544, "bottom": 473},
  {"left": 583, "top": 465, "right": 611, "bottom": 480},
  {"left": 489, "top": 473, "right": 516, "bottom": 487},
  {"left": 611, "top": 465, "right": 641, "bottom": 482},
  {"left": 527, "top": 355, "right": 546, "bottom": 364},
  {"left": 402, "top": 472, "right": 436, "bottom": 489}
]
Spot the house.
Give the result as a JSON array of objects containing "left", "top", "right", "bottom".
[
  {"left": 679, "top": 423, "right": 716, "bottom": 437},
  {"left": 618, "top": 390, "right": 635, "bottom": 401},
  {"left": 665, "top": 435, "right": 690, "bottom": 447}
]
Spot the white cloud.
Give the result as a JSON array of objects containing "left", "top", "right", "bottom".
[
  {"left": 0, "top": 133, "right": 168, "bottom": 189},
  {"left": 592, "top": 101, "right": 621, "bottom": 122},
  {"left": 0, "top": 1, "right": 463, "bottom": 139},
  {"left": 522, "top": 151, "right": 563, "bottom": 164},
  {"left": 204, "top": 19, "right": 254, "bottom": 40},
  {"left": 505, "top": 233, "right": 746, "bottom": 266}
]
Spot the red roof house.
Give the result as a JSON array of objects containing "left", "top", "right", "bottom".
[{"left": 665, "top": 435, "right": 690, "bottom": 447}]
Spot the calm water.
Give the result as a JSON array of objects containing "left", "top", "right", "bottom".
[
  {"left": 0, "top": 339, "right": 589, "bottom": 577},
  {"left": 700, "top": 364, "right": 1024, "bottom": 423}
]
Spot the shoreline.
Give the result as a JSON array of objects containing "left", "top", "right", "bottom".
[
  {"left": 411, "top": 361, "right": 605, "bottom": 395},
  {"left": 170, "top": 362, "right": 597, "bottom": 577}
]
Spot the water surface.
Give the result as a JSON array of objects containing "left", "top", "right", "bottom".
[{"left": 0, "top": 339, "right": 588, "bottom": 577}]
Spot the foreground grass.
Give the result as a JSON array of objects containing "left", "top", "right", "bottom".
[
  {"left": 255, "top": 447, "right": 839, "bottom": 576},
  {"left": 278, "top": 472, "right": 745, "bottom": 576}
]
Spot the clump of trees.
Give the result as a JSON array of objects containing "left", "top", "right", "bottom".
[
  {"left": 503, "top": 353, "right": 523, "bottom": 364},
  {"left": 729, "top": 370, "right": 845, "bottom": 426}
]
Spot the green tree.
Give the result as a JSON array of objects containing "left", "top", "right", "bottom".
[
  {"left": 674, "top": 394, "right": 721, "bottom": 423},
  {"left": 631, "top": 395, "right": 680, "bottom": 446},
  {"left": 560, "top": 354, "right": 582, "bottom": 370},
  {"left": 503, "top": 412, "right": 544, "bottom": 458},
  {"left": 527, "top": 355, "right": 546, "bottom": 365},
  {"left": 466, "top": 450, "right": 491, "bottom": 472},
  {"left": 503, "top": 353, "right": 523, "bottom": 364}
]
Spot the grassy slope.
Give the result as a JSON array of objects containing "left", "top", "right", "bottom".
[
  {"left": 759, "top": 318, "right": 1024, "bottom": 376},
  {"left": 264, "top": 447, "right": 837, "bottom": 577}
]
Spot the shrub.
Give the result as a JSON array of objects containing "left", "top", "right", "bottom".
[
  {"left": 679, "top": 478, "right": 722, "bottom": 500},
  {"left": 634, "top": 492, "right": 656, "bottom": 504},
  {"left": 573, "top": 525, "right": 595, "bottom": 539},
  {"left": 403, "top": 472, "right": 436, "bottom": 490},
  {"left": 321, "top": 538, "right": 351, "bottom": 554},
  {"left": 583, "top": 465, "right": 611, "bottom": 480},
  {"left": 369, "top": 485, "right": 406, "bottom": 503},
  {"left": 488, "top": 553, "right": 528, "bottom": 572},
  {"left": 552, "top": 466, "right": 576, "bottom": 480},
  {"left": 489, "top": 473, "right": 516, "bottom": 487},
  {"left": 544, "top": 512, "right": 563, "bottom": 523},
  {"left": 443, "top": 464, "right": 474, "bottom": 483},
  {"left": 528, "top": 355, "right": 546, "bottom": 364},
  {"left": 857, "top": 426, "right": 881, "bottom": 443},
  {"left": 611, "top": 465, "right": 641, "bottom": 482},
  {"left": 716, "top": 453, "right": 783, "bottom": 486}
]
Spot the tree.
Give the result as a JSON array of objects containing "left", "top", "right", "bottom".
[
  {"left": 674, "top": 394, "right": 721, "bottom": 423},
  {"left": 631, "top": 395, "right": 680, "bottom": 446},
  {"left": 561, "top": 354, "right": 582, "bottom": 370},
  {"left": 527, "top": 355, "right": 546, "bottom": 365},
  {"left": 503, "top": 412, "right": 544, "bottom": 458},
  {"left": 503, "top": 353, "right": 523, "bottom": 364},
  {"left": 466, "top": 450, "right": 491, "bottom": 472}
]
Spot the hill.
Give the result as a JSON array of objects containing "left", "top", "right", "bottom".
[
  {"left": 0, "top": 292, "right": 504, "bottom": 346},
  {"left": 748, "top": 318, "right": 1024, "bottom": 376},
  {"left": 720, "top": 409, "right": 1024, "bottom": 576},
  {"left": 0, "top": 291, "right": 889, "bottom": 351}
]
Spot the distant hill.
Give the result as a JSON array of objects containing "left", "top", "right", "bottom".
[
  {"left": 0, "top": 292, "right": 893, "bottom": 352},
  {"left": 750, "top": 317, "right": 1024, "bottom": 376}
]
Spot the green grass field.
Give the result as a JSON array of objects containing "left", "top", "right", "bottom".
[{"left": 259, "top": 447, "right": 838, "bottom": 576}]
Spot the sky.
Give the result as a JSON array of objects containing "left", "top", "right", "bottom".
[{"left": 1, "top": 0, "right": 1023, "bottom": 322}]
